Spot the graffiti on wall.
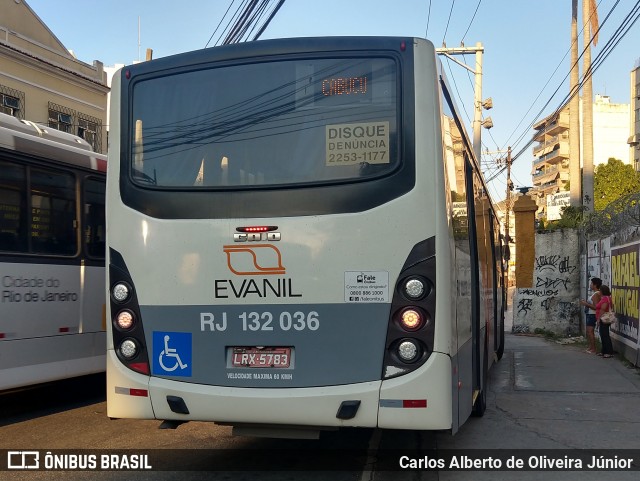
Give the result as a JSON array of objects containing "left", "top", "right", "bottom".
[{"left": 516, "top": 255, "right": 578, "bottom": 315}]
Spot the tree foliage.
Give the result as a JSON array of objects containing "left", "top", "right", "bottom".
[{"left": 594, "top": 158, "right": 640, "bottom": 211}]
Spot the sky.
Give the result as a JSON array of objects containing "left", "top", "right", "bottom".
[{"left": 24, "top": 0, "right": 640, "bottom": 204}]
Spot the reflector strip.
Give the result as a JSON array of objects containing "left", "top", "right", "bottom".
[
  {"left": 59, "top": 327, "right": 70, "bottom": 333},
  {"left": 403, "top": 399, "right": 427, "bottom": 408},
  {"left": 379, "top": 399, "right": 427, "bottom": 408},
  {"left": 0, "top": 333, "right": 5, "bottom": 339},
  {"left": 115, "top": 386, "right": 149, "bottom": 397}
]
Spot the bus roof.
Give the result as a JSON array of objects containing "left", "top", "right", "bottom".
[{"left": 0, "top": 112, "right": 106, "bottom": 173}]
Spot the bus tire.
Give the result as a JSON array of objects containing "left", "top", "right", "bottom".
[
  {"left": 496, "top": 313, "right": 505, "bottom": 361},
  {"left": 472, "top": 339, "right": 489, "bottom": 417}
]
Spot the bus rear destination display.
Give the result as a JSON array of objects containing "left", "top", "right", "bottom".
[{"left": 321, "top": 76, "right": 368, "bottom": 97}]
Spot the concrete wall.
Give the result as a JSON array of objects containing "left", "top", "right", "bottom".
[{"left": 513, "top": 229, "right": 581, "bottom": 335}]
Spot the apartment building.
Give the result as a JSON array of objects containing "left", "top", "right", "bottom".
[
  {"left": 0, "top": 0, "right": 109, "bottom": 153},
  {"left": 531, "top": 95, "right": 630, "bottom": 218},
  {"left": 630, "top": 58, "right": 640, "bottom": 170}
]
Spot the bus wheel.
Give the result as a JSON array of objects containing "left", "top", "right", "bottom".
[
  {"left": 496, "top": 315, "right": 505, "bottom": 360},
  {"left": 472, "top": 341, "right": 489, "bottom": 417}
]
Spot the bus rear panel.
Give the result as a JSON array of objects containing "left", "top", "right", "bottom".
[{"left": 106, "top": 37, "right": 503, "bottom": 436}]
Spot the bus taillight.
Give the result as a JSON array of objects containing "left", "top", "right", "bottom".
[
  {"left": 119, "top": 339, "right": 139, "bottom": 360},
  {"left": 111, "top": 282, "right": 132, "bottom": 303},
  {"left": 397, "top": 340, "right": 421, "bottom": 363},
  {"left": 399, "top": 308, "right": 424, "bottom": 331},
  {"left": 402, "top": 277, "right": 428, "bottom": 300},
  {"left": 115, "top": 310, "right": 135, "bottom": 330}
]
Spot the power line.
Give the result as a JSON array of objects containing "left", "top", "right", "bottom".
[
  {"left": 506, "top": 0, "right": 628, "bottom": 158},
  {"left": 461, "top": 0, "right": 482, "bottom": 43},
  {"left": 251, "top": 0, "right": 286, "bottom": 41},
  {"left": 510, "top": 0, "right": 638, "bottom": 162},
  {"left": 425, "top": 0, "right": 432, "bottom": 38},
  {"left": 214, "top": 0, "right": 251, "bottom": 47},
  {"left": 204, "top": 0, "right": 237, "bottom": 48},
  {"left": 502, "top": 0, "right": 611, "bottom": 153},
  {"left": 442, "top": 0, "right": 456, "bottom": 45},
  {"left": 220, "top": 0, "right": 287, "bottom": 45}
]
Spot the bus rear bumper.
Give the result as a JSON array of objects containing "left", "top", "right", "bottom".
[
  {"left": 148, "top": 376, "right": 383, "bottom": 429},
  {"left": 378, "top": 351, "right": 453, "bottom": 430},
  {"left": 107, "top": 350, "right": 382, "bottom": 428},
  {"left": 107, "top": 350, "right": 453, "bottom": 431},
  {"left": 107, "top": 350, "right": 155, "bottom": 419}
]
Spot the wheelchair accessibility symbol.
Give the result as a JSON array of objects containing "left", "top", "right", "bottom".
[{"left": 153, "top": 331, "right": 192, "bottom": 377}]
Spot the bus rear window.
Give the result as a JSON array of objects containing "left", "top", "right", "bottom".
[{"left": 130, "top": 57, "right": 398, "bottom": 188}]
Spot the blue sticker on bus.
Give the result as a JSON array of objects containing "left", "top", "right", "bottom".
[{"left": 153, "top": 331, "right": 192, "bottom": 377}]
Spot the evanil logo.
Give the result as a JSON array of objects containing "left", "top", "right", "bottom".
[
  {"left": 223, "top": 244, "right": 285, "bottom": 276},
  {"left": 216, "top": 244, "right": 302, "bottom": 299}
]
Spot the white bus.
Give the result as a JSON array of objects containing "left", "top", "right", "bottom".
[
  {"left": 0, "top": 112, "right": 106, "bottom": 390},
  {"left": 106, "top": 37, "right": 505, "bottom": 437}
]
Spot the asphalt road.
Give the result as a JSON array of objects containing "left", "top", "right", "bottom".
[{"left": 2, "top": 329, "right": 640, "bottom": 480}]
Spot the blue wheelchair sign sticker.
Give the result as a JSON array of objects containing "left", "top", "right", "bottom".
[{"left": 153, "top": 331, "right": 192, "bottom": 377}]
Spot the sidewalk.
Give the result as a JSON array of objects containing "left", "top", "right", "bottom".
[
  {"left": 502, "top": 287, "right": 640, "bottom": 397},
  {"left": 434, "top": 296, "right": 640, "bottom": 480}
]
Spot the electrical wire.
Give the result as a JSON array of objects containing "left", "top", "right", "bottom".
[
  {"left": 461, "top": 0, "right": 482, "bottom": 44},
  {"left": 425, "top": 0, "right": 432, "bottom": 38},
  {"left": 252, "top": 0, "right": 286, "bottom": 41},
  {"left": 509, "top": 0, "right": 639, "bottom": 163},
  {"left": 442, "top": 0, "right": 456, "bottom": 45},
  {"left": 482, "top": 0, "right": 634, "bottom": 183},
  {"left": 204, "top": 0, "right": 237, "bottom": 48},
  {"left": 214, "top": 0, "right": 251, "bottom": 47},
  {"left": 501, "top": 0, "right": 611, "bottom": 153}
]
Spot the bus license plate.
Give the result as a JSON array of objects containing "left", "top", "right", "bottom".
[{"left": 231, "top": 347, "right": 291, "bottom": 368}]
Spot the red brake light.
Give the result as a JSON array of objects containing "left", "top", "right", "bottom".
[
  {"left": 236, "top": 226, "right": 278, "bottom": 233},
  {"left": 130, "top": 362, "right": 150, "bottom": 375}
]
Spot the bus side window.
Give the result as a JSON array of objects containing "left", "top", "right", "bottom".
[
  {"left": 0, "top": 160, "right": 27, "bottom": 253},
  {"left": 30, "top": 168, "right": 77, "bottom": 256},
  {"left": 84, "top": 177, "right": 106, "bottom": 258}
]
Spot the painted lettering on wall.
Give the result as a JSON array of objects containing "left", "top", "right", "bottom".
[{"left": 610, "top": 244, "right": 640, "bottom": 344}]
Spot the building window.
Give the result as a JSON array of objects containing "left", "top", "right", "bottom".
[
  {"left": 47, "top": 103, "right": 103, "bottom": 153},
  {"left": 77, "top": 113, "right": 102, "bottom": 153},
  {"left": 0, "top": 85, "right": 25, "bottom": 119},
  {"left": 48, "top": 102, "right": 75, "bottom": 134}
]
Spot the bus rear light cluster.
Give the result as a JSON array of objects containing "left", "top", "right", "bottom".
[
  {"left": 109, "top": 254, "right": 150, "bottom": 375},
  {"left": 383, "top": 248, "right": 436, "bottom": 379}
]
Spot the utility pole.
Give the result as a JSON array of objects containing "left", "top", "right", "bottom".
[
  {"left": 487, "top": 147, "right": 513, "bottom": 286},
  {"left": 582, "top": 0, "right": 598, "bottom": 212},
  {"left": 499, "top": 147, "right": 514, "bottom": 289},
  {"left": 504, "top": 146, "right": 513, "bottom": 247},
  {"left": 436, "top": 43, "right": 492, "bottom": 162},
  {"left": 569, "top": 0, "right": 581, "bottom": 208}
]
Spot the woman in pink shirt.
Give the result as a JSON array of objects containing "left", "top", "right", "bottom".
[{"left": 596, "top": 285, "right": 614, "bottom": 358}]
